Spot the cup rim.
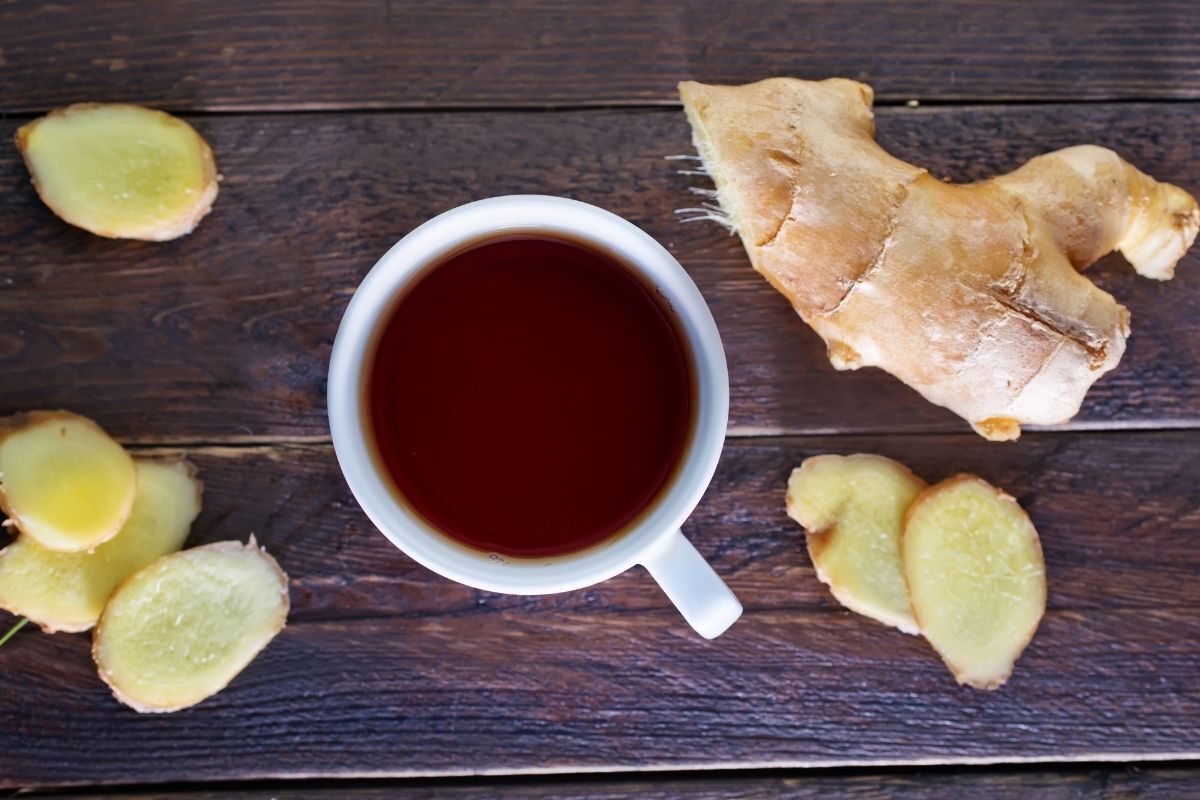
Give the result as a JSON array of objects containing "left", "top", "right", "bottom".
[{"left": 328, "top": 195, "right": 729, "bottom": 594}]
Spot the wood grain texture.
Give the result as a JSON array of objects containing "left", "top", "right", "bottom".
[
  {"left": 31, "top": 765, "right": 1200, "bottom": 799},
  {"left": 1, "top": 431, "right": 1198, "bottom": 787},
  {"left": 2, "top": 0, "right": 1200, "bottom": 112},
  {"left": 2, "top": 104, "right": 1198, "bottom": 442}
]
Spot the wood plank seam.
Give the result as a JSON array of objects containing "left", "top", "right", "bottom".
[
  {"left": 14, "top": 761, "right": 1200, "bottom": 798},
  {"left": 109, "top": 419, "right": 1200, "bottom": 449}
]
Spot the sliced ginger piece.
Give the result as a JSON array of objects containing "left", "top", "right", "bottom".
[
  {"left": 903, "top": 475, "right": 1046, "bottom": 689},
  {"left": 786, "top": 454, "right": 925, "bottom": 633},
  {"left": 0, "top": 411, "right": 136, "bottom": 552},
  {"left": 16, "top": 103, "right": 219, "bottom": 241},
  {"left": 94, "top": 539, "right": 289, "bottom": 713},
  {"left": 0, "top": 457, "right": 202, "bottom": 633}
]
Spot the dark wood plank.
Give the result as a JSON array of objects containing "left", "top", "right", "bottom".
[
  {"left": 2, "top": 104, "right": 1198, "bottom": 441},
  {"left": 31, "top": 765, "right": 1200, "bottom": 799},
  {"left": 2, "top": 0, "right": 1199, "bottom": 112},
  {"left": 2, "top": 430, "right": 1198, "bottom": 787},
  {"left": 3, "top": 609, "right": 1197, "bottom": 785},
  {"left": 167, "top": 431, "right": 1200, "bottom": 619}
]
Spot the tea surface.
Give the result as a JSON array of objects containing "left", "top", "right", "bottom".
[{"left": 368, "top": 235, "right": 693, "bottom": 557}]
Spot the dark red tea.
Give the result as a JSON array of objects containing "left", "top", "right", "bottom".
[{"left": 366, "top": 234, "right": 693, "bottom": 558}]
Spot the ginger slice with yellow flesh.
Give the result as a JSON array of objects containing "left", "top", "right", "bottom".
[
  {"left": 0, "top": 457, "right": 202, "bottom": 633},
  {"left": 903, "top": 475, "right": 1046, "bottom": 689},
  {"left": 679, "top": 78, "right": 1199, "bottom": 440},
  {"left": 16, "top": 103, "right": 218, "bottom": 241},
  {"left": 93, "top": 540, "right": 289, "bottom": 713},
  {"left": 0, "top": 411, "right": 136, "bottom": 552},
  {"left": 786, "top": 454, "right": 924, "bottom": 633}
]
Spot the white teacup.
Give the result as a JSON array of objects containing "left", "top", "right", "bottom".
[{"left": 328, "top": 196, "right": 742, "bottom": 638}]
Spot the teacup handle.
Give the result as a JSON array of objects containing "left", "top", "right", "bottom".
[{"left": 640, "top": 530, "right": 742, "bottom": 639}]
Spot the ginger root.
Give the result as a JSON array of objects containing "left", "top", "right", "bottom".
[
  {"left": 679, "top": 78, "right": 1200, "bottom": 439},
  {"left": 16, "top": 103, "right": 218, "bottom": 241},
  {"left": 93, "top": 539, "right": 289, "bottom": 713},
  {"left": 0, "top": 457, "right": 201, "bottom": 633},
  {"left": 904, "top": 475, "right": 1046, "bottom": 690},
  {"left": 0, "top": 411, "right": 136, "bottom": 552},
  {"left": 786, "top": 454, "right": 924, "bottom": 633}
]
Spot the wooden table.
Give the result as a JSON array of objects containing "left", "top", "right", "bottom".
[{"left": 2, "top": 2, "right": 1199, "bottom": 796}]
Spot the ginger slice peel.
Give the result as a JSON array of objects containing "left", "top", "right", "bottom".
[
  {"left": 93, "top": 539, "right": 289, "bottom": 713},
  {"left": 787, "top": 454, "right": 925, "bottom": 634},
  {"left": 0, "top": 411, "right": 136, "bottom": 553},
  {"left": 679, "top": 78, "right": 1199, "bottom": 440},
  {"left": 903, "top": 475, "right": 1046, "bottom": 690},
  {"left": 15, "top": 103, "right": 219, "bottom": 241},
  {"left": 0, "top": 457, "right": 202, "bottom": 633}
]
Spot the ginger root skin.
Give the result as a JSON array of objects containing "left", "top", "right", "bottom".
[{"left": 679, "top": 78, "right": 1199, "bottom": 440}]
